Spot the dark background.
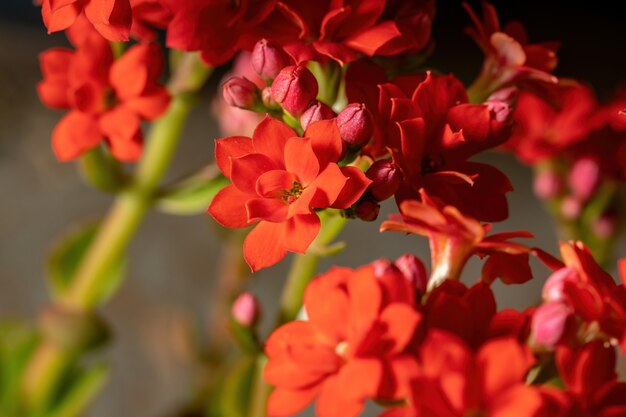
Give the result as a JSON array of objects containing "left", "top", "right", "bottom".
[{"left": 0, "top": 1, "right": 625, "bottom": 416}]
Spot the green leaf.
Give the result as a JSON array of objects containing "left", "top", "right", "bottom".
[
  {"left": 48, "top": 223, "right": 125, "bottom": 304},
  {"left": 156, "top": 168, "right": 229, "bottom": 215},
  {"left": 48, "top": 364, "right": 109, "bottom": 417},
  {"left": 0, "top": 321, "right": 39, "bottom": 416}
]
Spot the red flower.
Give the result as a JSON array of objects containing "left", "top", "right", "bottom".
[
  {"left": 505, "top": 85, "right": 598, "bottom": 164},
  {"left": 130, "top": 0, "right": 172, "bottom": 41},
  {"left": 259, "top": 0, "right": 435, "bottom": 64},
  {"left": 166, "top": 0, "right": 277, "bottom": 66},
  {"left": 41, "top": 0, "right": 132, "bottom": 41},
  {"left": 384, "top": 331, "right": 542, "bottom": 417},
  {"left": 264, "top": 264, "right": 421, "bottom": 417},
  {"left": 38, "top": 40, "right": 170, "bottom": 161},
  {"left": 534, "top": 242, "right": 626, "bottom": 352},
  {"left": 381, "top": 189, "right": 533, "bottom": 291},
  {"left": 463, "top": 1, "right": 558, "bottom": 98},
  {"left": 373, "top": 72, "right": 514, "bottom": 222},
  {"left": 207, "top": 117, "right": 370, "bottom": 271}
]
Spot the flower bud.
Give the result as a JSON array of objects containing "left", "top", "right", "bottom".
[
  {"left": 271, "top": 65, "right": 318, "bottom": 116},
  {"left": 223, "top": 76, "right": 260, "bottom": 110},
  {"left": 231, "top": 292, "right": 260, "bottom": 327},
  {"left": 366, "top": 160, "right": 401, "bottom": 201},
  {"left": 354, "top": 199, "right": 380, "bottom": 222},
  {"left": 568, "top": 157, "right": 600, "bottom": 201},
  {"left": 560, "top": 196, "right": 581, "bottom": 220},
  {"left": 533, "top": 169, "right": 562, "bottom": 200},
  {"left": 261, "top": 86, "right": 278, "bottom": 108},
  {"left": 394, "top": 253, "right": 428, "bottom": 294},
  {"left": 336, "top": 103, "right": 374, "bottom": 149},
  {"left": 251, "top": 39, "right": 294, "bottom": 81},
  {"left": 531, "top": 302, "right": 572, "bottom": 349},
  {"left": 542, "top": 267, "right": 577, "bottom": 302},
  {"left": 300, "top": 101, "right": 336, "bottom": 130},
  {"left": 592, "top": 214, "right": 617, "bottom": 238}
]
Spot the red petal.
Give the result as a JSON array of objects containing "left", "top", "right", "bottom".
[
  {"left": 99, "top": 107, "right": 143, "bottom": 160},
  {"left": 207, "top": 184, "right": 253, "bottom": 228},
  {"left": 284, "top": 137, "right": 320, "bottom": 185},
  {"left": 265, "top": 321, "right": 315, "bottom": 359},
  {"left": 230, "top": 153, "right": 278, "bottom": 194},
  {"left": 619, "top": 258, "right": 626, "bottom": 286},
  {"left": 253, "top": 116, "right": 297, "bottom": 166},
  {"left": 282, "top": 214, "right": 320, "bottom": 254},
  {"left": 331, "top": 166, "right": 372, "bottom": 209},
  {"left": 305, "top": 120, "right": 343, "bottom": 169},
  {"left": 305, "top": 283, "right": 350, "bottom": 344},
  {"left": 246, "top": 198, "right": 288, "bottom": 223},
  {"left": 482, "top": 253, "right": 533, "bottom": 285},
  {"left": 312, "top": 41, "right": 358, "bottom": 65},
  {"left": 52, "top": 111, "right": 101, "bottom": 160},
  {"left": 256, "top": 170, "right": 297, "bottom": 198},
  {"left": 336, "top": 359, "right": 383, "bottom": 400},
  {"left": 316, "top": 375, "right": 365, "bottom": 417},
  {"left": 243, "top": 221, "right": 288, "bottom": 271},
  {"left": 42, "top": 0, "right": 80, "bottom": 33},
  {"left": 489, "top": 385, "right": 543, "bottom": 417},
  {"left": 308, "top": 164, "right": 348, "bottom": 208},
  {"left": 84, "top": 0, "right": 131, "bottom": 41},
  {"left": 344, "top": 21, "right": 402, "bottom": 56},
  {"left": 214, "top": 136, "right": 254, "bottom": 179},
  {"left": 379, "top": 304, "right": 422, "bottom": 354},
  {"left": 124, "top": 88, "right": 170, "bottom": 120},
  {"left": 347, "top": 272, "right": 382, "bottom": 341},
  {"left": 110, "top": 43, "right": 160, "bottom": 99},
  {"left": 477, "top": 338, "right": 535, "bottom": 397},
  {"left": 267, "top": 386, "right": 320, "bottom": 417}
]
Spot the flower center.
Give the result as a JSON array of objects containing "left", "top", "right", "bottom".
[
  {"left": 282, "top": 181, "right": 304, "bottom": 204},
  {"left": 335, "top": 341, "right": 349, "bottom": 357}
]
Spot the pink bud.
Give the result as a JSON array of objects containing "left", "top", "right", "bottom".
[
  {"left": 568, "top": 157, "right": 600, "bottom": 201},
  {"left": 394, "top": 253, "right": 428, "bottom": 294},
  {"left": 592, "top": 214, "right": 617, "bottom": 238},
  {"left": 542, "top": 267, "right": 577, "bottom": 302},
  {"left": 366, "top": 160, "right": 401, "bottom": 201},
  {"left": 533, "top": 170, "right": 562, "bottom": 200},
  {"left": 251, "top": 39, "right": 294, "bottom": 81},
  {"left": 486, "top": 88, "right": 516, "bottom": 123},
  {"left": 300, "top": 101, "right": 336, "bottom": 130},
  {"left": 560, "top": 196, "right": 582, "bottom": 220},
  {"left": 223, "top": 76, "right": 260, "bottom": 109},
  {"left": 354, "top": 199, "right": 380, "bottom": 222},
  {"left": 231, "top": 292, "right": 260, "bottom": 327},
  {"left": 271, "top": 65, "right": 318, "bottom": 116},
  {"left": 336, "top": 103, "right": 374, "bottom": 149},
  {"left": 531, "top": 302, "right": 572, "bottom": 349},
  {"left": 261, "top": 86, "right": 278, "bottom": 108},
  {"left": 372, "top": 259, "right": 398, "bottom": 277}
]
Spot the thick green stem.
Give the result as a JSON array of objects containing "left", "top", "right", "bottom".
[{"left": 21, "top": 53, "right": 212, "bottom": 415}]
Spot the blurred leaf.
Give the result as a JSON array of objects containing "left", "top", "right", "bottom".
[
  {"left": 48, "top": 223, "right": 125, "bottom": 304},
  {"left": 0, "top": 321, "right": 38, "bottom": 416},
  {"left": 230, "top": 320, "right": 261, "bottom": 356},
  {"left": 156, "top": 166, "right": 228, "bottom": 215},
  {"left": 219, "top": 357, "right": 256, "bottom": 417},
  {"left": 79, "top": 146, "right": 127, "bottom": 193},
  {"left": 48, "top": 364, "right": 109, "bottom": 417}
]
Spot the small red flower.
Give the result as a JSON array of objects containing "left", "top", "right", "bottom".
[
  {"left": 41, "top": 0, "right": 132, "bottom": 41},
  {"left": 381, "top": 189, "right": 533, "bottom": 291},
  {"left": 207, "top": 117, "right": 370, "bottom": 271},
  {"left": 38, "top": 40, "right": 170, "bottom": 161},
  {"left": 130, "top": 0, "right": 172, "bottom": 41},
  {"left": 264, "top": 264, "right": 421, "bottom": 417}
]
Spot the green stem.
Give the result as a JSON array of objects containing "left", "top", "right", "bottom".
[{"left": 22, "top": 53, "right": 212, "bottom": 415}]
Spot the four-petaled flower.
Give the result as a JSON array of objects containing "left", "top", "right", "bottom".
[{"left": 208, "top": 116, "right": 370, "bottom": 271}]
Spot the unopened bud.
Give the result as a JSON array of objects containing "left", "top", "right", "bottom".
[
  {"left": 568, "top": 157, "right": 600, "bottom": 201},
  {"left": 394, "top": 253, "right": 428, "bottom": 294},
  {"left": 592, "top": 214, "right": 617, "bottom": 238},
  {"left": 533, "top": 170, "right": 562, "bottom": 200},
  {"left": 232, "top": 292, "right": 260, "bottom": 327},
  {"left": 366, "top": 160, "right": 401, "bottom": 201},
  {"left": 560, "top": 196, "right": 582, "bottom": 220},
  {"left": 251, "top": 39, "right": 294, "bottom": 81},
  {"left": 261, "top": 86, "right": 278, "bottom": 108},
  {"left": 542, "top": 267, "right": 577, "bottom": 302},
  {"left": 223, "top": 76, "right": 260, "bottom": 109},
  {"left": 300, "top": 101, "right": 336, "bottom": 130},
  {"left": 531, "top": 302, "right": 572, "bottom": 349},
  {"left": 354, "top": 199, "right": 380, "bottom": 222},
  {"left": 372, "top": 259, "right": 398, "bottom": 277},
  {"left": 271, "top": 65, "right": 318, "bottom": 116},
  {"left": 336, "top": 103, "right": 374, "bottom": 149}
]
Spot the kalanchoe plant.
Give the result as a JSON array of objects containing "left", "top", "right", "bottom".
[{"left": 2, "top": 1, "right": 625, "bottom": 417}]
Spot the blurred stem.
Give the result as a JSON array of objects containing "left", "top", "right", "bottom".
[
  {"left": 248, "top": 356, "right": 269, "bottom": 417},
  {"left": 21, "top": 53, "right": 212, "bottom": 415}
]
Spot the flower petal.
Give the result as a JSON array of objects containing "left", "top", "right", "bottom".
[
  {"left": 267, "top": 386, "right": 320, "bottom": 417},
  {"left": 231, "top": 153, "right": 279, "bottom": 194},
  {"left": 215, "top": 136, "right": 255, "bottom": 179},
  {"left": 243, "top": 221, "right": 288, "bottom": 271},
  {"left": 284, "top": 137, "right": 320, "bottom": 185},
  {"left": 282, "top": 214, "right": 320, "bottom": 254},
  {"left": 246, "top": 198, "right": 288, "bottom": 223},
  {"left": 207, "top": 184, "right": 253, "bottom": 229},
  {"left": 252, "top": 116, "right": 297, "bottom": 165},
  {"left": 305, "top": 119, "right": 344, "bottom": 169},
  {"left": 52, "top": 111, "right": 101, "bottom": 161},
  {"left": 331, "top": 166, "right": 372, "bottom": 209},
  {"left": 309, "top": 163, "right": 348, "bottom": 208}
]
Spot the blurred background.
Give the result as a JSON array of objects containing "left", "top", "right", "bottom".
[{"left": 1, "top": 1, "right": 625, "bottom": 416}]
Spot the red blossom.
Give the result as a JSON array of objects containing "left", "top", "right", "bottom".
[
  {"left": 207, "top": 117, "right": 370, "bottom": 271},
  {"left": 130, "top": 0, "right": 172, "bottom": 41},
  {"left": 381, "top": 189, "right": 533, "bottom": 291},
  {"left": 41, "top": 0, "right": 132, "bottom": 41},
  {"left": 264, "top": 264, "right": 421, "bottom": 417},
  {"left": 38, "top": 38, "right": 170, "bottom": 161}
]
